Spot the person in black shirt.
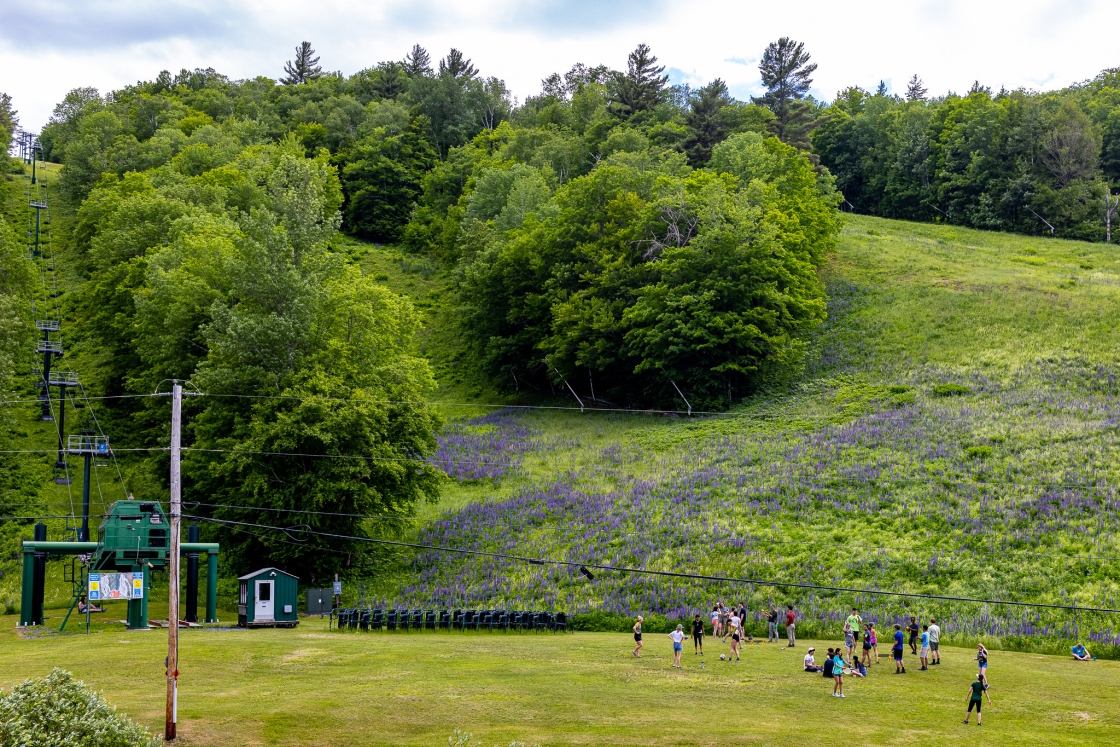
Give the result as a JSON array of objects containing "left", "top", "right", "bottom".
[
  {"left": 692, "top": 613, "right": 705, "bottom": 655},
  {"left": 761, "top": 603, "right": 779, "bottom": 643},
  {"left": 822, "top": 648, "right": 836, "bottom": 678},
  {"left": 907, "top": 616, "right": 920, "bottom": 654}
]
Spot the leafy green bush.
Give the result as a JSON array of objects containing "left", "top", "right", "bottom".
[
  {"left": 966, "top": 445, "right": 994, "bottom": 459},
  {"left": 0, "top": 669, "right": 159, "bottom": 747},
  {"left": 931, "top": 383, "right": 971, "bottom": 397}
]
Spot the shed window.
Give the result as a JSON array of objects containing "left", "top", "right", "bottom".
[
  {"left": 239, "top": 582, "right": 247, "bottom": 604},
  {"left": 259, "top": 583, "right": 271, "bottom": 601}
]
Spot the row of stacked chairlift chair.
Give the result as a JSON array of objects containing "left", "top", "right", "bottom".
[{"left": 333, "top": 609, "right": 568, "bottom": 632}]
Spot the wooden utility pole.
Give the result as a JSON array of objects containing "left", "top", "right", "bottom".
[{"left": 166, "top": 381, "right": 182, "bottom": 741}]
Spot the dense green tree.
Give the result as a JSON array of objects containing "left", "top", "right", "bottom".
[
  {"left": 0, "top": 93, "right": 16, "bottom": 153},
  {"left": 337, "top": 115, "right": 437, "bottom": 241},
  {"left": 684, "top": 79, "right": 733, "bottom": 166},
  {"left": 283, "top": 41, "right": 324, "bottom": 85},
  {"left": 753, "top": 37, "right": 818, "bottom": 146},
  {"left": 609, "top": 43, "right": 669, "bottom": 120}
]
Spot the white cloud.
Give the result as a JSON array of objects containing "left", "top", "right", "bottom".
[{"left": 3, "top": 0, "right": 1118, "bottom": 131}]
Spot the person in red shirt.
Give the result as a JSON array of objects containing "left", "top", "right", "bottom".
[{"left": 785, "top": 605, "right": 796, "bottom": 647}]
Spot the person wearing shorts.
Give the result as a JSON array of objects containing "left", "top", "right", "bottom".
[
  {"left": 711, "top": 605, "right": 720, "bottom": 639},
  {"left": 845, "top": 608, "right": 863, "bottom": 646},
  {"left": 869, "top": 623, "right": 879, "bottom": 663},
  {"left": 669, "top": 624, "right": 686, "bottom": 668},
  {"left": 831, "top": 650, "right": 846, "bottom": 697},
  {"left": 975, "top": 643, "right": 989, "bottom": 677},
  {"left": 692, "top": 613, "right": 705, "bottom": 655},
  {"left": 928, "top": 618, "right": 941, "bottom": 665},
  {"left": 719, "top": 605, "right": 730, "bottom": 641},
  {"left": 964, "top": 673, "right": 992, "bottom": 725},
  {"left": 728, "top": 612, "right": 742, "bottom": 662},
  {"left": 843, "top": 622, "right": 855, "bottom": 661},
  {"left": 632, "top": 616, "right": 644, "bottom": 658},
  {"left": 785, "top": 605, "right": 796, "bottom": 647},
  {"left": 919, "top": 626, "right": 931, "bottom": 670},
  {"left": 892, "top": 624, "right": 906, "bottom": 674},
  {"left": 861, "top": 623, "right": 873, "bottom": 666}
]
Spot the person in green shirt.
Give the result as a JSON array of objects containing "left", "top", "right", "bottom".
[
  {"left": 963, "top": 673, "right": 992, "bottom": 725},
  {"left": 844, "top": 608, "right": 862, "bottom": 659}
]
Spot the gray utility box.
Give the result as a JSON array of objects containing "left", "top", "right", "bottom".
[{"left": 306, "top": 587, "right": 333, "bottom": 615}]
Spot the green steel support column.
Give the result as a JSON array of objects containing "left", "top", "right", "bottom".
[
  {"left": 19, "top": 551, "right": 35, "bottom": 626},
  {"left": 206, "top": 552, "right": 218, "bottom": 622},
  {"left": 126, "top": 567, "right": 149, "bottom": 629}
]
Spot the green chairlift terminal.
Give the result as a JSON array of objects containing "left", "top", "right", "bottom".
[{"left": 19, "top": 501, "right": 220, "bottom": 631}]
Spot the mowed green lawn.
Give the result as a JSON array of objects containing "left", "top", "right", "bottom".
[{"left": 1, "top": 616, "right": 1117, "bottom": 746}]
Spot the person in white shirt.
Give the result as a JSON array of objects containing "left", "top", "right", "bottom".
[
  {"left": 668, "top": 624, "right": 687, "bottom": 668},
  {"left": 928, "top": 618, "right": 941, "bottom": 665},
  {"left": 804, "top": 647, "right": 822, "bottom": 672},
  {"left": 727, "top": 613, "right": 742, "bottom": 662}
]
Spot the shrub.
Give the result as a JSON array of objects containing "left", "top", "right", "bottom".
[
  {"left": 931, "top": 383, "right": 971, "bottom": 397},
  {"left": 966, "top": 445, "right": 994, "bottom": 459},
  {"left": 0, "top": 669, "right": 159, "bottom": 747}
]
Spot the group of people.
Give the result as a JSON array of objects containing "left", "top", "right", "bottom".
[{"left": 637, "top": 602, "right": 1102, "bottom": 725}]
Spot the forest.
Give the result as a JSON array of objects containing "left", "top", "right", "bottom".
[{"left": 4, "top": 39, "right": 1120, "bottom": 577}]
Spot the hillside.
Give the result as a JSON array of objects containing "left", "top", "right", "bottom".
[
  {"left": 374, "top": 213, "right": 1120, "bottom": 651},
  {"left": 5, "top": 184, "right": 1120, "bottom": 652}
]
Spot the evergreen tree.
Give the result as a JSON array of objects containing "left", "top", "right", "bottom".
[
  {"left": 609, "top": 43, "right": 669, "bottom": 120},
  {"left": 683, "top": 78, "right": 732, "bottom": 166},
  {"left": 282, "top": 41, "right": 323, "bottom": 85},
  {"left": 876, "top": 80, "right": 889, "bottom": 97},
  {"left": 0, "top": 93, "right": 16, "bottom": 153},
  {"left": 404, "top": 44, "right": 432, "bottom": 77},
  {"left": 439, "top": 49, "right": 478, "bottom": 80},
  {"left": 753, "top": 37, "right": 818, "bottom": 146},
  {"left": 372, "top": 61, "right": 409, "bottom": 99},
  {"left": 905, "top": 74, "right": 928, "bottom": 101}
]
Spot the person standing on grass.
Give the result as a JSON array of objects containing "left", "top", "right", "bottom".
[
  {"left": 785, "top": 605, "right": 796, "bottom": 647},
  {"left": 861, "top": 623, "right": 873, "bottom": 666},
  {"left": 845, "top": 608, "right": 863, "bottom": 648},
  {"left": 975, "top": 643, "right": 989, "bottom": 678},
  {"left": 893, "top": 624, "right": 906, "bottom": 674},
  {"left": 869, "top": 623, "right": 879, "bottom": 664},
  {"left": 907, "top": 616, "right": 920, "bottom": 655},
  {"left": 692, "top": 613, "right": 705, "bottom": 655},
  {"left": 963, "top": 673, "right": 992, "bottom": 725},
  {"left": 763, "top": 603, "right": 779, "bottom": 643},
  {"left": 843, "top": 620, "right": 855, "bottom": 662},
  {"left": 711, "top": 604, "right": 721, "bottom": 639},
  {"left": 719, "top": 603, "right": 730, "bottom": 642},
  {"left": 728, "top": 609, "right": 742, "bottom": 662},
  {"left": 919, "top": 625, "right": 931, "bottom": 671},
  {"left": 669, "top": 624, "right": 686, "bottom": 668},
  {"left": 928, "top": 618, "right": 941, "bottom": 665},
  {"left": 633, "top": 616, "right": 644, "bottom": 658},
  {"left": 832, "top": 649, "right": 846, "bottom": 697}
]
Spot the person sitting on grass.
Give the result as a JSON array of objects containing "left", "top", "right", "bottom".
[
  {"left": 963, "top": 673, "right": 992, "bottom": 726},
  {"left": 851, "top": 657, "right": 867, "bottom": 677},
  {"left": 804, "top": 647, "right": 823, "bottom": 672},
  {"left": 668, "top": 624, "right": 687, "bottom": 668},
  {"left": 822, "top": 648, "right": 836, "bottom": 678},
  {"left": 77, "top": 595, "right": 103, "bottom": 614},
  {"left": 1071, "top": 643, "right": 1092, "bottom": 661}
]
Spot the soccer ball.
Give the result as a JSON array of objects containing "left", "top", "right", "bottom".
[{"left": 719, "top": 654, "right": 726, "bottom": 660}]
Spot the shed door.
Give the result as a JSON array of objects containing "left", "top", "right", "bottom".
[{"left": 255, "top": 580, "right": 274, "bottom": 620}]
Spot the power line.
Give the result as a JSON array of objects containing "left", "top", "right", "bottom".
[{"left": 184, "top": 514, "right": 1120, "bottom": 616}]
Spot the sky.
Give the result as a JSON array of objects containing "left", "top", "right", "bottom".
[{"left": 3, "top": 0, "right": 1118, "bottom": 131}]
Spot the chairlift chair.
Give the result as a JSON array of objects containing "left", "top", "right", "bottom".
[
  {"left": 371, "top": 608, "right": 384, "bottom": 631},
  {"left": 425, "top": 610, "right": 437, "bottom": 630},
  {"left": 385, "top": 609, "right": 397, "bottom": 631},
  {"left": 554, "top": 611, "right": 567, "bottom": 633},
  {"left": 410, "top": 609, "right": 424, "bottom": 631}
]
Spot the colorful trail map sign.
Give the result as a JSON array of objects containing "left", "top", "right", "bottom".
[{"left": 88, "top": 572, "right": 144, "bottom": 600}]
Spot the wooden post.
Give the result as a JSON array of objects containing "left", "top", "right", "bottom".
[{"left": 165, "top": 382, "right": 182, "bottom": 741}]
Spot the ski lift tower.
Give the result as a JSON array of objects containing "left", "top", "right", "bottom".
[
  {"left": 67, "top": 433, "right": 111, "bottom": 541},
  {"left": 28, "top": 195, "right": 47, "bottom": 258}
]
